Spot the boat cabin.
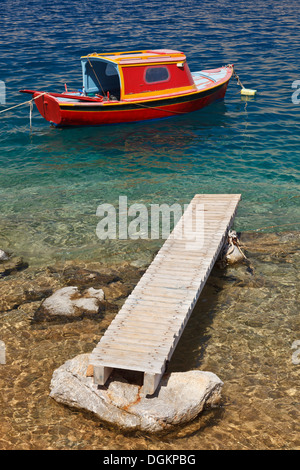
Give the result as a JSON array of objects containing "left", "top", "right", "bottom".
[{"left": 80, "top": 49, "right": 197, "bottom": 101}]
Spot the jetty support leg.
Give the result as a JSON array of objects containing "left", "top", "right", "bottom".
[
  {"left": 143, "top": 371, "right": 164, "bottom": 396},
  {"left": 93, "top": 365, "right": 113, "bottom": 386},
  {"left": 0, "top": 341, "right": 5, "bottom": 364}
]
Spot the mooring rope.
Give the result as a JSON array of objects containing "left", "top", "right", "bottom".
[
  {"left": 0, "top": 92, "right": 47, "bottom": 115},
  {"left": 232, "top": 69, "right": 245, "bottom": 90},
  {"left": 0, "top": 92, "right": 47, "bottom": 130}
]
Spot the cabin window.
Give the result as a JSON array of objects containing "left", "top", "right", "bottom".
[
  {"left": 144, "top": 66, "right": 170, "bottom": 84},
  {"left": 83, "top": 59, "right": 120, "bottom": 99},
  {"left": 105, "top": 62, "right": 119, "bottom": 76}
]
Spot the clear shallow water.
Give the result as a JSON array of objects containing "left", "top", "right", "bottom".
[
  {"left": 0, "top": 0, "right": 299, "bottom": 451},
  {"left": 0, "top": 232, "right": 299, "bottom": 450}
]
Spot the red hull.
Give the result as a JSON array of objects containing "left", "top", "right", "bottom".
[{"left": 31, "top": 81, "right": 229, "bottom": 127}]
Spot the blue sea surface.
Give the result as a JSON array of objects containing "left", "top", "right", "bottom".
[
  {"left": 0, "top": 0, "right": 299, "bottom": 266},
  {"left": 1, "top": 1, "right": 300, "bottom": 451}
]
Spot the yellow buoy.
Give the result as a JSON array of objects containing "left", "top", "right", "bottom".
[{"left": 241, "top": 88, "right": 257, "bottom": 96}]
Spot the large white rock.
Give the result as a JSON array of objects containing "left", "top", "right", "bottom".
[
  {"left": 49, "top": 353, "right": 223, "bottom": 432},
  {"left": 34, "top": 286, "right": 105, "bottom": 320},
  {"left": 0, "top": 249, "right": 9, "bottom": 261}
]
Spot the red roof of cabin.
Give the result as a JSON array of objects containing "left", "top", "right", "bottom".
[{"left": 81, "top": 49, "right": 187, "bottom": 65}]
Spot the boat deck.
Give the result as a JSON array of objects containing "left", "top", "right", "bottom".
[
  {"left": 90, "top": 194, "right": 241, "bottom": 395},
  {"left": 192, "top": 68, "right": 229, "bottom": 90}
]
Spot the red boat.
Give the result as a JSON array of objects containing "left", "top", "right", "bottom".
[{"left": 20, "top": 49, "right": 233, "bottom": 127}]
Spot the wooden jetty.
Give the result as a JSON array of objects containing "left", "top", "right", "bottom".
[{"left": 90, "top": 194, "right": 241, "bottom": 395}]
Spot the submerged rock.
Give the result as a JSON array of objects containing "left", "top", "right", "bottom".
[
  {"left": 61, "top": 266, "right": 120, "bottom": 287},
  {"left": 49, "top": 353, "right": 223, "bottom": 432},
  {"left": 0, "top": 256, "right": 28, "bottom": 277},
  {"left": 33, "top": 286, "right": 105, "bottom": 321},
  {"left": 0, "top": 249, "right": 10, "bottom": 261},
  {"left": 0, "top": 273, "right": 59, "bottom": 313},
  {"left": 102, "top": 281, "right": 132, "bottom": 301},
  {"left": 220, "top": 230, "right": 247, "bottom": 265}
]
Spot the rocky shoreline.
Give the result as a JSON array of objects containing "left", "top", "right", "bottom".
[
  {"left": 0, "top": 255, "right": 145, "bottom": 319},
  {"left": 1, "top": 230, "right": 299, "bottom": 435},
  {"left": 0, "top": 229, "right": 247, "bottom": 319},
  {"left": 0, "top": 244, "right": 226, "bottom": 431}
]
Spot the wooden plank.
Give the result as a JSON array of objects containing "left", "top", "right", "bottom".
[
  {"left": 101, "top": 324, "right": 177, "bottom": 340},
  {"left": 118, "top": 306, "right": 183, "bottom": 318},
  {"left": 108, "top": 318, "right": 176, "bottom": 333},
  {"left": 128, "top": 286, "right": 200, "bottom": 300},
  {"left": 99, "top": 335, "right": 174, "bottom": 349},
  {"left": 109, "top": 320, "right": 184, "bottom": 336},
  {"left": 146, "top": 256, "right": 217, "bottom": 266},
  {"left": 116, "top": 306, "right": 187, "bottom": 318},
  {"left": 91, "top": 351, "right": 166, "bottom": 373},
  {"left": 94, "top": 354, "right": 169, "bottom": 375},
  {"left": 115, "top": 312, "right": 186, "bottom": 326},
  {"left": 104, "top": 324, "right": 174, "bottom": 338},
  {"left": 96, "top": 340, "right": 171, "bottom": 355},
  {"left": 123, "top": 294, "right": 194, "bottom": 307},
  {"left": 92, "top": 357, "right": 163, "bottom": 374},
  {"left": 100, "top": 330, "right": 176, "bottom": 345}
]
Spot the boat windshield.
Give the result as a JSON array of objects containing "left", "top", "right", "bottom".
[{"left": 81, "top": 59, "right": 120, "bottom": 100}]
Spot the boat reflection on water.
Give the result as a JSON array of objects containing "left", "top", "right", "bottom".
[{"left": 36, "top": 101, "right": 230, "bottom": 173}]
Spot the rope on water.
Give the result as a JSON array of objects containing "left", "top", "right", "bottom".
[
  {"left": 0, "top": 92, "right": 47, "bottom": 129},
  {"left": 0, "top": 92, "right": 47, "bottom": 114},
  {"left": 29, "top": 101, "right": 33, "bottom": 130},
  {"left": 232, "top": 68, "right": 245, "bottom": 90},
  {"left": 228, "top": 65, "right": 257, "bottom": 96}
]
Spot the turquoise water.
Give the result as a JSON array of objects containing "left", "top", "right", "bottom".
[
  {"left": 0, "top": 0, "right": 300, "bottom": 451},
  {"left": 0, "top": 0, "right": 299, "bottom": 266}
]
